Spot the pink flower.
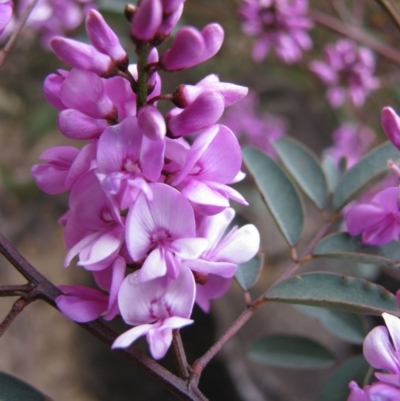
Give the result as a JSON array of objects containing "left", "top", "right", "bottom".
[
  {"left": 382, "top": 107, "right": 400, "bottom": 151},
  {"left": 125, "top": 183, "right": 208, "bottom": 282},
  {"left": 348, "top": 381, "right": 400, "bottom": 401},
  {"left": 112, "top": 264, "right": 195, "bottom": 359},
  {"left": 0, "top": 1, "right": 13, "bottom": 35},
  {"left": 323, "top": 123, "right": 375, "bottom": 169},
  {"left": 167, "top": 125, "right": 248, "bottom": 214},
  {"left": 238, "top": 0, "right": 313, "bottom": 63},
  {"left": 363, "top": 313, "right": 400, "bottom": 387},
  {"left": 64, "top": 171, "right": 125, "bottom": 271},
  {"left": 17, "top": 0, "right": 96, "bottom": 49},
  {"left": 310, "top": 39, "right": 379, "bottom": 108},
  {"left": 346, "top": 187, "right": 400, "bottom": 246}
]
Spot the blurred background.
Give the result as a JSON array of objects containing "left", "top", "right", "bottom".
[{"left": 1, "top": 0, "right": 400, "bottom": 400}]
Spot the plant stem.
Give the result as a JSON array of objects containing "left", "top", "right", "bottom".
[
  {"left": 309, "top": 8, "right": 400, "bottom": 65},
  {"left": 0, "top": 297, "right": 32, "bottom": 336},
  {"left": 191, "top": 307, "right": 256, "bottom": 376},
  {"left": 172, "top": 331, "right": 190, "bottom": 379},
  {"left": 0, "top": 0, "right": 40, "bottom": 67},
  {"left": 375, "top": 0, "right": 400, "bottom": 34},
  {"left": 136, "top": 42, "right": 150, "bottom": 110},
  {"left": 270, "top": 220, "right": 333, "bottom": 288}
]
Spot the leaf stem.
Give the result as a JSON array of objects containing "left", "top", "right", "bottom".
[{"left": 0, "top": 297, "right": 32, "bottom": 336}]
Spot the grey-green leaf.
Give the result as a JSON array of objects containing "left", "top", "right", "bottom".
[
  {"left": 235, "top": 254, "right": 264, "bottom": 291},
  {"left": 265, "top": 272, "right": 398, "bottom": 315},
  {"left": 313, "top": 232, "right": 400, "bottom": 267},
  {"left": 243, "top": 147, "right": 304, "bottom": 246},
  {"left": 295, "top": 305, "right": 366, "bottom": 344},
  {"left": 333, "top": 141, "right": 400, "bottom": 211},
  {"left": 317, "top": 355, "right": 370, "bottom": 401},
  {"left": 0, "top": 372, "right": 51, "bottom": 401},
  {"left": 274, "top": 137, "right": 328, "bottom": 209},
  {"left": 248, "top": 335, "right": 336, "bottom": 369}
]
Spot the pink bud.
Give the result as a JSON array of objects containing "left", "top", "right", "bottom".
[
  {"left": 168, "top": 91, "right": 225, "bottom": 137},
  {"left": 131, "top": 0, "right": 163, "bottom": 41},
  {"left": 138, "top": 105, "right": 166, "bottom": 140},
  {"left": 43, "top": 72, "right": 68, "bottom": 110},
  {"left": 161, "top": 23, "right": 224, "bottom": 71},
  {"left": 86, "top": 10, "right": 128, "bottom": 68},
  {"left": 161, "top": 0, "right": 184, "bottom": 13},
  {"left": 57, "top": 109, "right": 109, "bottom": 139},
  {"left": 382, "top": 107, "right": 400, "bottom": 151},
  {"left": 51, "top": 37, "right": 116, "bottom": 77},
  {"left": 60, "top": 69, "right": 114, "bottom": 118}
]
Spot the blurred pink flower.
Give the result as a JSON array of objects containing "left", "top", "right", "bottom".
[
  {"left": 238, "top": 0, "right": 313, "bottom": 63},
  {"left": 323, "top": 123, "right": 375, "bottom": 169},
  {"left": 310, "top": 39, "right": 379, "bottom": 108}
]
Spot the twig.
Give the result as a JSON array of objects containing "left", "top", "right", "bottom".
[
  {"left": 309, "top": 9, "right": 400, "bottom": 65},
  {"left": 172, "top": 330, "right": 190, "bottom": 379},
  {"left": 191, "top": 307, "right": 255, "bottom": 377},
  {"left": 375, "top": 0, "right": 400, "bottom": 34},
  {"left": 0, "top": 297, "right": 33, "bottom": 336},
  {"left": 0, "top": 0, "right": 40, "bottom": 67}
]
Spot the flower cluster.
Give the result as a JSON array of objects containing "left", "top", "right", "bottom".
[
  {"left": 348, "top": 313, "right": 400, "bottom": 400},
  {"left": 31, "top": 3, "right": 260, "bottom": 360},
  {"left": 345, "top": 107, "right": 400, "bottom": 246},
  {"left": 238, "top": 0, "right": 313, "bottom": 63},
  {"left": 219, "top": 90, "right": 286, "bottom": 158},
  {"left": 310, "top": 39, "right": 379, "bottom": 108},
  {"left": 1, "top": 0, "right": 95, "bottom": 48}
]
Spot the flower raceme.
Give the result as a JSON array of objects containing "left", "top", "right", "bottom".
[{"left": 33, "top": 4, "right": 261, "bottom": 360}]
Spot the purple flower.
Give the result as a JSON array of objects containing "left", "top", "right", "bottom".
[
  {"left": 346, "top": 187, "right": 400, "bottom": 246},
  {"left": 0, "top": 1, "right": 12, "bottom": 36},
  {"left": 323, "top": 123, "right": 375, "bottom": 169},
  {"left": 310, "top": 39, "right": 379, "bottom": 108},
  {"left": 348, "top": 381, "right": 400, "bottom": 401},
  {"left": 125, "top": 183, "right": 208, "bottom": 282},
  {"left": 238, "top": 0, "right": 313, "bottom": 63},
  {"left": 382, "top": 107, "right": 400, "bottom": 151},
  {"left": 347, "top": 313, "right": 400, "bottom": 400},
  {"left": 112, "top": 264, "right": 195, "bottom": 359},
  {"left": 18, "top": 0, "right": 95, "bottom": 49}
]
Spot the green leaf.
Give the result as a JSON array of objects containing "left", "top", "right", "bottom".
[
  {"left": 313, "top": 232, "right": 400, "bottom": 267},
  {"left": 0, "top": 372, "right": 51, "bottom": 401},
  {"left": 265, "top": 272, "right": 398, "bottom": 315},
  {"left": 248, "top": 335, "right": 336, "bottom": 369},
  {"left": 243, "top": 147, "right": 304, "bottom": 246},
  {"left": 235, "top": 254, "right": 264, "bottom": 291},
  {"left": 333, "top": 141, "right": 400, "bottom": 211},
  {"left": 317, "top": 355, "right": 370, "bottom": 401},
  {"left": 274, "top": 137, "right": 328, "bottom": 209},
  {"left": 322, "top": 157, "right": 341, "bottom": 193},
  {"left": 295, "top": 305, "right": 366, "bottom": 344}
]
